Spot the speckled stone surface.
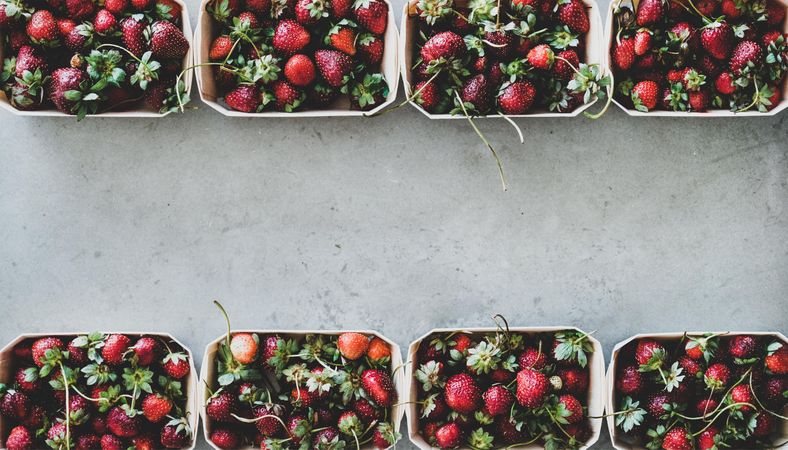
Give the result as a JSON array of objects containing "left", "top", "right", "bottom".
[{"left": 1, "top": 2, "right": 787, "bottom": 446}]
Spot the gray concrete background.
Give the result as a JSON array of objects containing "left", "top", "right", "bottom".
[{"left": 1, "top": 1, "right": 788, "bottom": 446}]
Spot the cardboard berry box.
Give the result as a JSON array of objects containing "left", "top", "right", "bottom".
[
  {"left": 199, "top": 329, "right": 406, "bottom": 450},
  {"left": 604, "top": 0, "right": 788, "bottom": 116},
  {"left": 193, "top": 0, "right": 400, "bottom": 117},
  {"left": 0, "top": 331, "right": 199, "bottom": 449},
  {"left": 406, "top": 326, "right": 606, "bottom": 450},
  {"left": 0, "top": 1, "right": 194, "bottom": 118},
  {"left": 605, "top": 331, "right": 788, "bottom": 450},
  {"left": 398, "top": 0, "right": 606, "bottom": 119}
]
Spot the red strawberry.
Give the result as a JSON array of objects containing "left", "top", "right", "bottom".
[
  {"left": 635, "top": 339, "right": 665, "bottom": 365},
  {"left": 206, "top": 390, "right": 237, "bottom": 422},
  {"left": 728, "top": 335, "right": 757, "bottom": 359},
  {"left": 105, "top": 0, "right": 129, "bottom": 14},
  {"left": 331, "top": 0, "right": 352, "bottom": 17},
  {"left": 357, "top": 33, "right": 383, "bottom": 65},
  {"left": 765, "top": 0, "right": 785, "bottom": 25},
  {"left": 337, "top": 332, "right": 369, "bottom": 360},
  {"left": 557, "top": 368, "right": 588, "bottom": 395},
  {"left": 295, "top": 0, "right": 327, "bottom": 24},
  {"left": 245, "top": 0, "right": 270, "bottom": 14},
  {"left": 527, "top": 44, "right": 554, "bottom": 69},
  {"left": 558, "top": 0, "right": 589, "bottom": 33},
  {"left": 132, "top": 0, "right": 154, "bottom": 11},
  {"left": 353, "top": 0, "right": 387, "bottom": 35},
  {"left": 314, "top": 49, "right": 353, "bottom": 87},
  {"left": 59, "top": 18, "right": 78, "bottom": 36},
  {"left": 613, "top": 37, "right": 635, "bottom": 70},
  {"left": 461, "top": 74, "right": 491, "bottom": 113},
  {"left": 142, "top": 394, "right": 172, "bottom": 422},
  {"left": 107, "top": 406, "right": 142, "bottom": 437},
  {"left": 160, "top": 422, "right": 190, "bottom": 448},
  {"left": 361, "top": 369, "right": 396, "bottom": 407},
  {"left": 729, "top": 384, "right": 754, "bottom": 411},
  {"left": 729, "top": 40, "right": 762, "bottom": 74},
  {"left": 281, "top": 54, "right": 314, "bottom": 87},
  {"left": 131, "top": 336, "right": 160, "bottom": 366},
  {"left": 688, "top": 88, "right": 709, "bottom": 111},
  {"left": 6, "top": 426, "right": 33, "bottom": 450},
  {"left": 101, "top": 434, "right": 124, "bottom": 450},
  {"left": 261, "top": 335, "right": 281, "bottom": 370},
  {"left": 328, "top": 25, "right": 357, "bottom": 55},
  {"left": 677, "top": 356, "right": 703, "bottom": 378},
  {"left": 66, "top": 0, "right": 96, "bottom": 19},
  {"left": 162, "top": 352, "right": 190, "bottom": 379},
  {"left": 31, "top": 337, "right": 63, "bottom": 367},
  {"left": 763, "top": 377, "right": 786, "bottom": 405},
  {"left": 254, "top": 404, "right": 285, "bottom": 435},
  {"left": 26, "top": 10, "right": 60, "bottom": 44},
  {"left": 636, "top": 0, "right": 663, "bottom": 25},
  {"left": 434, "top": 422, "right": 462, "bottom": 449},
  {"left": 15, "top": 46, "right": 48, "bottom": 78},
  {"left": 91, "top": 9, "right": 116, "bottom": 34},
  {"left": 209, "top": 35, "right": 233, "bottom": 61},
  {"left": 635, "top": 53, "right": 657, "bottom": 70},
  {"left": 352, "top": 398, "right": 381, "bottom": 423},
  {"left": 765, "top": 343, "right": 788, "bottom": 374},
  {"left": 554, "top": 49, "right": 579, "bottom": 80},
  {"left": 697, "top": 426, "right": 719, "bottom": 450},
  {"left": 496, "top": 418, "right": 523, "bottom": 444},
  {"left": 753, "top": 412, "right": 773, "bottom": 437},
  {"left": 210, "top": 428, "right": 240, "bottom": 449},
  {"left": 516, "top": 369, "right": 548, "bottom": 408},
  {"left": 696, "top": 0, "right": 717, "bottom": 15},
  {"left": 704, "top": 363, "right": 730, "bottom": 390},
  {"left": 273, "top": 80, "right": 305, "bottom": 111},
  {"left": 616, "top": 365, "right": 643, "bottom": 394},
  {"left": 720, "top": 0, "right": 741, "bottom": 18},
  {"left": 420, "top": 31, "right": 465, "bottom": 63},
  {"left": 274, "top": 20, "right": 310, "bottom": 55},
  {"left": 129, "top": 434, "right": 156, "bottom": 450},
  {"left": 634, "top": 29, "right": 651, "bottom": 55},
  {"left": 0, "top": 390, "right": 29, "bottom": 419},
  {"left": 121, "top": 17, "right": 148, "bottom": 56},
  {"left": 762, "top": 30, "right": 784, "bottom": 47},
  {"left": 14, "top": 367, "right": 41, "bottom": 394},
  {"left": 695, "top": 398, "right": 718, "bottom": 416},
  {"left": 701, "top": 21, "right": 734, "bottom": 60},
  {"left": 412, "top": 80, "right": 438, "bottom": 112},
  {"left": 483, "top": 30, "right": 513, "bottom": 58},
  {"left": 102, "top": 334, "right": 131, "bottom": 365},
  {"left": 150, "top": 20, "right": 189, "bottom": 59},
  {"left": 497, "top": 80, "right": 535, "bottom": 114},
  {"left": 557, "top": 394, "right": 583, "bottom": 423},
  {"left": 482, "top": 385, "right": 514, "bottom": 416},
  {"left": 662, "top": 427, "right": 692, "bottom": 450}
]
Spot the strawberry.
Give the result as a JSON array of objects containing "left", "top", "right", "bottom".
[
  {"left": 482, "top": 385, "right": 514, "bottom": 416},
  {"left": 353, "top": 0, "right": 387, "bottom": 35},
  {"left": 273, "top": 80, "right": 305, "bottom": 111},
  {"left": 337, "top": 332, "right": 370, "bottom": 360},
  {"left": 66, "top": 0, "right": 96, "bottom": 19},
  {"left": 557, "top": 394, "right": 583, "bottom": 423},
  {"left": 697, "top": 426, "right": 719, "bottom": 450},
  {"left": 517, "top": 347, "right": 546, "bottom": 370},
  {"left": 557, "top": 368, "right": 588, "bottom": 395},
  {"left": 157, "top": 0, "right": 183, "bottom": 19},
  {"left": 150, "top": 20, "right": 189, "bottom": 59},
  {"left": 68, "top": 395, "right": 91, "bottom": 425},
  {"left": 484, "top": 29, "right": 513, "bottom": 58},
  {"left": 121, "top": 17, "right": 148, "bottom": 56},
  {"left": 367, "top": 337, "right": 391, "bottom": 360},
  {"left": 554, "top": 49, "right": 579, "bottom": 80},
  {"left": 695, "top": 398, "right": 718, "bottom": 416},
  {"left": 91, "top": 9, "right": 117, "bottom": 34},
  {"left": 295, "top": 0, "right": 327, "bottom": 24},
  {"left": 107, "top": 406, "right": 142, "bottom": 437},
  {"left": 728, "top": 335, "right": 757, "bottom": 359},
  {"left": 160, "top": 421, "right": 191, "bottom": 448},
  {"left": 210, "top": 428, "right": 241, "bottom": 449},
  {"left": 635, "top": 339, "right": 665, "bottom": 366},
  {"left": 704, "top": 363, "right": 730, "bottom": 390},
  {"left": 245, "top": 0, "right": 271, "bottom": 14},
  {"left": 356, "top": 33, "right": 384, "bottom": 65},
  {"left": 105, "top": 0, "right": 129, "bottom": 14},
  {"left": 282, "top": 53, "right": 315, "bottom": 86},
  {"left": 0, "top": 390, "right": 29, "bottom": 419},
  {"left": 361, "top": 369, "right": 396, "bottom": 407},
  {"left": 729, "top": 384, "right": 753, "bottom": 411},
  {"left": 6, "top": 426, "right": 33, "bottom": 450},
  {"left": 762, "top": 30, "right": 784, "bottom": 47},
  {"left": 230, "top": 333, "right": 259, "bottom": 363},
  {"left": 420, "top": 31, "right": 465, "bottom": 63},
  {"left": 497, "top": 80, "right": 535, "bottom": 114},
  {"left": 372, "top": 422, "right": 397, "bottom": 449},
  {"left": 327, "top": 24, "right": 357, "bottom": 56},
  {"left": 31, "top": 337, "right": 64, "bottom": 367},
  {"left": 142, "top": 394, "right": 172, "bottom": 422},
  {"left": 765, "top": 0, "right": 785, "bottom": 25},
  {"left": 613, "top": 37, "right": 635, "bottom": 70},
  {"left": 313, "top": 428, "right": 340, "bottom": 449},
  {"left": 26, "top": 10, "right": 60, "bottom": 45},
  {"left": 413, "top": 80, "right": 438, "bottom": 112},
  {"left": 461, "top": 74, "right": 491, "bottom": 113},
  {"left": 132, "top": 0, "right": 154, "bottom": 10},
  {"left": 130, "top": 434, "right": 156, "bottom": 450},
  {"left": 434, "top": 422, "right": 462, "bottom": 449},
  {"left": 291, "top": 386, "right": 318, "bottom": 407},
  {"left": 701, "top": 21, "right": 734, "bottom": 60},
  {"left": 729, "top": 40, "right": 762, "bottom": 74},
  {"left": 162, "top": 352, "right": 190, "bottom": 378},
  {"left": 273, "top": 20, "right": 310, "bottom": 55},
  {"left": 14, "top": 367, "right": 41, "bottom": 394},
  {"left": 688, "top": 88, "right": 709, "bottom": 111},
  {"left": 131, "top": 336, "right": 160, "bottom": 366},
  {"left": 527, "top": 44, "right": 554, "bottom": 69},
  {"left": 515, "top": 369, "right": 548, "bottom": 408},
  {"left": 634, "top": 29, "right": 651, "bottom": 55},
  {"left": 331, "top": 0, "right": 352, "bottom": 17},
  {"left": 752, "top": 412, "right": 773, "bottom": 437},
  {"left": 207, "top": 390, "right": 237, "bottom": 422},
  {"left": 353, "top": 398, "right": 381, "bottom": 423},
  {"left": 253, "top": 404, "right": 285, "bottom": 435},
  {"left": 765, "top": 343, "right": 788, "bottom": 374},
  {"left": 558, "top": 0, "right": 589, "bottom": 33},
  {"left": 314, "top": 49, "right": 353, "bottom": 87},
  {"left": 720, "top": 0, "right": 741, "bottom": 18},
  {"left": 15, "top": 46, "right": 48, "bottom": 78},
  {"left": 101, "top": 434, "right": 124, "bottom": 450},
  {"left": 209, "top": 35, "right": 233, "bottom": 61},
  {"left": 103, "top": 334, "right": 131, "bottom": 365},
  {"left": 763, "top": 377, "right": 786, "bottom": 405},
  {"left": 695, "top": 0, "right": 716, "bottom": 15},
  {"left": 636, "top": 0, "right": 663, "bottom": 26},
  {"left": 662, "top": 427, "right": 692, "bottom": 450},
  {"left": 677, "top": 356, "right": 702, "bottom": 378}
]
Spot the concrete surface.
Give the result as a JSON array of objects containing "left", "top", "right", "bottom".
[{"left": 1, "top": 2, "right": 788, "bottom": 446}]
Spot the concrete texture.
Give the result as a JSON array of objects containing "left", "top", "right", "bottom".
[{"left": 1, "top": 3, "right": 788, "bottom": 445}]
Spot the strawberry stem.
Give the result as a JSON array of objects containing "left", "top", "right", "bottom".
[
  {"left": 453, "top": 90, "right": 508, "bottom": 191},
  {"left": 214, "top": 300, "right": 233, "bottom": 348},
  {"left": 497, "top": 112, "right": 524, "bottom": 143},
  {"left": 748, "top": 372, "right": 788, "bottom": 420},
  {"left": 365, "top": 69, "right": 442, "bottom": 117}
]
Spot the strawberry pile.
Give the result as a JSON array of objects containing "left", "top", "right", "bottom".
[
  {"left": 204, "top": 303, "right": 401, "bottom": 449},
  {"left": 413, "top": 326, "right": 597, "bottom": 450},
  {"left": 406, "top": 0, "right": 610, "bottom": 117},
  {"left": 204, "top": 0, "right": 391, "bottom": 113},
  {"left": 610, "top": 0, "right": 787, "bottom": 112},
  {"left": 611, "top": 334, "right": 788, "bottom": 449},
  {"left": 0, "top": 333, "right": 193, "bottom": 450}
]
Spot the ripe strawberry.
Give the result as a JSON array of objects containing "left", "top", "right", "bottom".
[
  {"left": 413, "top": 81, "right": 438, "bottom": 112},
  {"left": 616, "top": 365, "right": 643, "bottom": 394},
  {"left": 662, "top": 427, "right": 692, "bottom": 450},
  {"left": 260, "top": 335, "right": 281, "bottom": 370},
  {"left": 420, "top": 31, "right": 465, "bottom": 63},
  {"left": 291, "top": 386, "right": 318, "bottom": 407},
  {"left": 0, "top": 390, "right": 29, "bottom": 420},
  {"left": 765, "top": 344, "right": 788, "bottom": 374},
  {"left": 150, "top": 20, "right": 189, "bottom": 59},
  {"left": 121, "top": 17, "right": 148, "bottom": 56},
  {"left": 27, "top": 10, "right": 60, "bottom": 44},
  {"left": 461, "top": 74, "right": 491, "bottom": 113},
  {"left": 497, "top": 80, "right": 535, "bottom": 115},
  {"left": 634, "top": 29, "right": 651, "bottom": 55},
  {"left": 6, "top": 426, "right": 33, "bottom": 450},
  {"left": 481, "top": 385, "right": 514, "bottom": 416},
  {"left": 107, "top": 406, "right": 142, "bottom": 437},
  {"left": 132, "top": 0, "right": 154, "bottom": 10},
  {"left": 207, "top": 390, "right": 237, "bottom": 422},
  {"left": 729, "top": 40, "right": 762, "bottom": 74},
  {"left": 728, "top": 335, "right": 757, "bottom": 359},
  {"left": 130, "top": 336, "right": 160, "bottom": 366},
  {"left": 613, "top": 37, "right": 635, "bottom": 70},
  {"left": 753, "top": 412, "right": 773, "bottom": 437},
  {"left": 160, "top": 422, "right": 190, "bottom": 448},
  {"left": 253, "top": 404, "right": 285, "bottom": 435},
  {"left": 434, "top": 422, "right": 462, "bottom": 449},
  {"left": 353, "top": 0, "right": 388, "bottom": 35},
  {"left": 229, "top": 333, "right": 258, "bottom": 363},
  {"left": 367, "top": 337, "right": 391, "bottom": 360},
  {"left": 695, "top": 398, "right": 718, "bottom": 416},
  {"left": 361, "top": 369, "right": 396, "bottom": 407},
  {"left": 31, "top": 337, "right": 63, "bottom": 367},
  {"left": 337, "top": 332, "right": 370, "bottom": 360},
  {"left": 688, "top": 89, "right": 709, "bottom": 111},
  {"left": 720, "top": 0, "right": 741, "bottom": 17},
  {"left": 356, "top": 33, "right": 383, "bottom": 65},
  {"left": 701, "top": 21, "right": 734, "bottom": 60},
  {"left": 273, "top": 80, "right": 305, "bottom": 111},
  {"left": 558, "top": 0, "right": 589, "bottom": 33},
  {"left": 142, "top": 394, "right": 172, "bottom": 422},
  {"left": 635, "top": 339, "right": 665, "bottom": 365},
  {"left": 557, "top": 394, "right": 583, "bottom": 423},
  {"left": 129, "top": 434, "right": 156, "bottom": 450},
  {"left": 101, "top": 434, "right": 124, "bottom": 450},
  {"left": 352, "top": 398, "right": 381, "bottom": 424},
  {"left": 331, "top": 0, "right": 352, "bottom": 17},
  {"left": 765, "top": 0, "right": 785, "bottom": 25},
  {"left": 162, "top": 352, "right": 190, "bottom": 378},
  {"left": 209, "top": 35, "right": 233, "bottom": 61},
  {"left": 516, "top": 369, "right": 548, "bottom": 408},
  {"left": 557, "top": 368, "right": 588, "bottom": 395},
  {"left": 527, "top": 44, "right": 554, "bottom": 69},
  {"left": 313, "top": 428, "right": 340, "bottom": 449},
  {"left": 102, "top": 334, "right": 131, "bottom": 365},
  {"left": 245, "top": 0, "right": 271, "bottom": 14},
  {"left": 68, "top": 395, "right": 91, "bottom": 425},
  {"left": 762, "top": 30, "right": 783, "bottom": 47},
  {"left": 328, "top": 25, "right": 357, "bottom": 56},
  {"left": 554, "top": 49, "right": 579, "bottom": 80},
  {"left": 105, "top": 0, "right": 129, "bottom": 14},
  {"left": 704, "top": 363, "right": 730, "bottom": 390},
  {"left": 646, "top": 392, "right": 671, "bottom": 417},
  {"left": 315, "top": 49, "right": 353, "bottom": 87},
  {"left": 763, "top": 377, "right": 786, "bottom": 405},
  {"left": 697, "top": 426, "right": 719, "bottom": 450},
  {"left": 635, "top": 53, "right": 656, "bottom": 70},
  {"left": 15, "top": 46, "right": 48, "bottom": 78},
  {"left": 274, "top": 20, "right": 310, "bottom": 55},
  {"left": 729, "top": 384, "right": 753, "bottom": 411},
  {"left": 211, "top": 428, "right": 240, "bottom": 449},
  {"left": 295, "top": 0, "right": 327, "bottom": 24},
  {"left": 66, "top": 0, "right": 96, "bottom": 19},
  {"left": 483, "top": 29, "right": 513, "bottom": 58},
  {"left": 677, "top": 356, "right": 702, "bottom": 378},
  {"left": 636, "top": 0, "right": 663, "bottom": 25}
]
